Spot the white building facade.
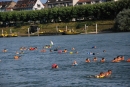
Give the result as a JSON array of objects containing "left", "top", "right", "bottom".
[
  {"left": 46, "top": 0, "right": 119, "bottom": 8},
  {"left": 14, "top": 0, "right": 44, "bottom": 11},
  {"left": 33, "top": 0, "right": 44, "bottom": 10},
  {"left": 46, "top": 0, "right": 79, "bottom": 8}
]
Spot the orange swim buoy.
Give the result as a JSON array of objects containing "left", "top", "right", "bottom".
[
  {"left": 41, "top": 49, "right": 46, "bottom": 52},
  {"left": 126, "top": 58, "right": 130, "bottom": 62}
]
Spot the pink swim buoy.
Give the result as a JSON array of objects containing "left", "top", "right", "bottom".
[{"left": 58, "top": 50, "right": 62, "bottom": 53}]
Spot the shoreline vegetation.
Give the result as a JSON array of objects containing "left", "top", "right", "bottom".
[
  {"left": 0, "top": 20, "right": 115, "bottom": 37},
  {"left": 0, "top": 0, "right": 130, "bottom": 37}
]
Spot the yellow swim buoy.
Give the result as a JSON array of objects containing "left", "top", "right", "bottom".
[{"left": 70, "top": 52, "right": 73, "bottom": 54}]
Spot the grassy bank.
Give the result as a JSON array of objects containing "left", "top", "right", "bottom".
[{"left": 0, "top": 20, "right": 114, "bottom": 35}]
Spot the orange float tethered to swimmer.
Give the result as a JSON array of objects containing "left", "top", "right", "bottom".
[
  {"left": 126, "top": 58, "right": 130, "bottom": 62},
  {"left": 29, "top": 47, "right": 36, "bottom": 51}
]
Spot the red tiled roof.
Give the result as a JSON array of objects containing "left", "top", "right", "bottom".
[
  {"left": 46, "top": 0, "right": 72, "bottom": 3},
  {"left": 0, "top": 1, "right": 12, "bottom": 7},
  {"left": 78, "top": 0, "right": 91, "bottom": 3},
  {"left": 14, "top": 0, "right": 37, "bottom": 9}
]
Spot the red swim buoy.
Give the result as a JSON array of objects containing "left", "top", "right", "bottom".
[
  {"left": 127, "top": 58, "right": 130, "bottom": 62},
  {"left": 52, "top": 64, "right": 58, "bottom": 68}
]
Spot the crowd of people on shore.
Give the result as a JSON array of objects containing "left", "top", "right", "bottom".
[{"left": 1, "top": 43, "right": 130, "bottom": 78}]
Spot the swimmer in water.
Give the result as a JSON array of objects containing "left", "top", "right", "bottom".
[
  {"left": 104, "top": 70, "right": 112, "bottom": 77},
  {"left": 20, "top": 51, "right": 24, "bottom": 54},
  {"left": 72, "top": 60, "right": 78, "bottom": 66},
  {"left": 16, "top": 51, "right": 19, "bottom": 54},
  {"left": 85, "top": 58, "right": 90, "bottom": 63},
  {"left": 2, "top": 48, "right": 7, "bottom": 52},
  {"left": 112, "top": 58, "right": 120, "bottom": 62},
  {"left": 72, "top": 47, "right": 75, "bottom": 50},
  {"left": 63, "top": 49, "right": 67, "bottom": 53},
  {"left": 75, "top": 51, "right": 78, "bottom": 54},
  {"left": 93, "top": 57, "right": 97, "bottom": 62},
  {"left": 95, "top": 72, "right": 105, "bottom": 78},
  {"left": 20, "top": 47, "right": 23, "bottom": 50},
  {"left": 121, "top": 56, "right": 124, "bottom": 61},
  {"left": 92, "top": 46, "right": 96, "bottom": 49},
  {"left": 103, "top": 50, "right": 106, "bottom": 52},
  {"left": 50, "top": 49, "right": 53, "bottom": 52},
  {"left": 41, "top": 48, "right": 46, "bottom": 52},
  {"left": 54, "top": 48, "right": 58, "bottom": 51},
  {"left": 14, "top": 55, "right": 20, "bottom": 59},
  {"left": 100, "top": 58, "right": 105, "bottom": 63},
  {"left": 117, "top": 56, "right": 121, "bottom": 61}
]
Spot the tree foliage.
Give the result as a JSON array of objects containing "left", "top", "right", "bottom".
[
  {"left": 114, "top": 9, "right": 130, "bottom": 32},
  {"left": 0, "top": 0, "right": 130, "bottom": 25}
]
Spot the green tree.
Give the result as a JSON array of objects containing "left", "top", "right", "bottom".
[
  {"left": 114, "top": 9, "right": 130, "bottom": 32},
  {"left": 26, "top": 10, "right": 38, "bottom": 22},
  {"left": 50, "top": 7, "right": 59, "bottom": 22},
  {"left": 58, "top": 7, "right": 72, "bottom": 22},
  {"left": 20, "top": 11, "right": 27, "bottom": 21},
  {"left": 1, "top": 0, "right": 130, "bottom": 24},
  {"left": 6, "top": 12, "right": 13, "bottom": 21},
  {"left": 71, "top": 7, "right": 78, "bottom": 20},
  {"left": 12, "top": 11, "right": 21, "bottom": 21},
  {"left": 39, "top": 9, "right": 49, "bottom": 23},
  {"left": 0, "top": 12, "right": 7, "bottom": 21}
]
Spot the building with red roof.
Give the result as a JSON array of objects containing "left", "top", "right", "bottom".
[
  {"left": 46, "top": 0, "right": 118, "bottom": 8},
  {"left": 14, "top": 0, "right": 44, "bottom": 11},
  {"left": 0, "top": 1, "right": 16, "bottom": 12}
]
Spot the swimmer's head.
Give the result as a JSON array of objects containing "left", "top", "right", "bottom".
[{"left": 108, "top": 70, "right": 112, "bottom": 73}]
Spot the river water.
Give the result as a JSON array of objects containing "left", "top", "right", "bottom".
[{"left": 0, "top": 32, "right": 130, "bottom": 87}]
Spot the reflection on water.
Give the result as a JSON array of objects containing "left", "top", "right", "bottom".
[{"left": 0, "top": 33, "right": 130, "bottom": 87}]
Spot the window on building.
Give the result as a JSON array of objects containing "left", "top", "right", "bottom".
[
  {"left": 95, "top": 1, "right": 99, "bottom": 3},
  {"left": 37, "top": 4, "right": 41, "bottom": 8},
  {"left": 83, "top": 2, "right": 86, "bottom": 5}
]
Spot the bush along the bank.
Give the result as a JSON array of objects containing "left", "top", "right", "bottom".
[{"left": 114, "top": 9, "right": 130, "bottom": 32}]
